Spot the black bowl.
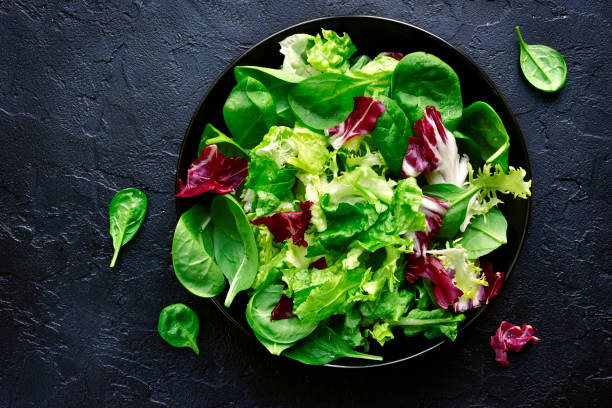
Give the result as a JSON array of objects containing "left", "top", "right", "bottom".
[{"left": 175, "top": 16, "right": 532, "bottom": 368}]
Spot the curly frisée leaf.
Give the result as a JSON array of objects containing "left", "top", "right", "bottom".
[{"left": 471, "top": 163, "right": 532, "bottom": 199}]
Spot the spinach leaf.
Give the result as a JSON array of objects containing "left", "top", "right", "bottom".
[
  {"left": 391, "top": 52, "right": 462, "bottom": 130},
  {"left": 235, "top": 66, "right": 304, "bottom": 126},
  {"left": 371, "top": 95, "right": 410, "bottom": 175},
  {"left": 172, "top": 204, "right": 226, "bottom": 297},
  {"left": 158, "top": 303, "right": 200, "bottom": 355},
  {"left": 198, "top": 123, "right": 248, "bottom": 158},
  {"left": 422, "top": 184, "right": 480, "bottom": 240},
  {"left": 283, "top": 324, "right": 382, "bottom": 365},
  {"left": 390, "top": 308, "right": 465, "bottom": 341},
  {"left": 223, "top": 77, "right": 276, "bottom": 149},
  {"left": 457, "top": 101, "right": 509, "bottom": 172},
  {"left": 454, "top": 130, "right": 482, "bottom": 165},
  {"left": 516, "top": 26, "right": 567, "bottom": 92},
  {"left": 458, "top": 207, "right": 508, "bottom": 259},
  {"left": 288, "top": 73, "right": 370, "bottom": 129},
  {"left": 254, "top": 332, "right": 295, "bottom": 356},
  {"left": 245, "top": 283, "right": 318, "bottom": 344},
  {"left": 108, "top": 188, "right": 147, "bottom": 267},
  {"left": 211, "top": 194, "right": 258, "bottom": 307}
]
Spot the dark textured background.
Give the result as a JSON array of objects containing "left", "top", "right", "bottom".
[{"left": 1, "top": 1, "right": 611, "bottom": 407}]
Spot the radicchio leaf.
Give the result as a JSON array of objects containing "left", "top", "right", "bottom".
[
  {"left": 406, "top": 195, "right": 449, "bottom": 258},
  {"left": 176, "top": 145, "right": 248, "bottom": 197},
  {"left": 270, "top": 294, "right": 296, "bottom": 321},
  {"left": 481, "top": 259, "right": 504, "bottom": 304},
  {"left": 401, "top": 106, "right": 468, "bottom": 187},
  {"left": 378, "top": 52, "right": 404, "bottom": 61},
  {"left": 325, "top": 97, "right": 386, "bottom": 149},
  {"left": 490, "top": 321, "right": 541, "bottom": 366},
  {"left": 308, "top": 257, "right": 328, "bottom": 270},
  {"left": 405, "top": 256, "right": 463, "bottom": 309},
  {"left": 250, "top": 201, "right": 313, "bottom": 247}
]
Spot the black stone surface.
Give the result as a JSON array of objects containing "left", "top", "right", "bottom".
[{"left": 1, "top": 1, "right": 611, "bottom": 407}]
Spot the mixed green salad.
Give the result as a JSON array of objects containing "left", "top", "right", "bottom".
[{"left": 171, "top": 28, "right": 531, "bottom": 365}]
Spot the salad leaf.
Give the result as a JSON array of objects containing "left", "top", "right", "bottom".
[
  {"left": 378, "top": 52, "right": 404, "bottom": 61},
  {"left": 405, "top": 255, "right": 463, "bottom": 309},
  {"left": 391, "top": 308, "right": 465, "bottom": 341},
  {"left": 326, "top": 97, "right": 386, "bottom": 150},
  {"left": 285, "top": 125, "right": 329, "bottom": 174},
  {"left": 172, "top": 205, "right": 226, "bottom": 298},
  {"left": 359, "top": 289, "right": 414, "bottom": 321},
  {"left": 490, "top": 321, "right": 541, "bottom": 366},
  {"left": 251, "top": 201, "right": 313, "bottom": 247},
  {"left": 326, "top": 165, "right": 396, "bottom": 208},
  {"left": 198, "top": 123, "right": 249, "bottom": 158},
  {"left": 271, "top": 293, "right": 296, "bottom": 320},
  {"left": 254, "top": 332, "right": 295, "bottom": 356},
  {"left": 347, "top": 55, "right": 399, "bottom": 96},
  {"left": 176, "top": 144, "right": 248, "bottom": 197},
  {"left": 211, "top": 195, "right": 259, "bottom": 307},
  {"left": 235, "top": 66, "right": 305, "bottom": 126},
  {"left": 339, "top": 305, "right": 366, "bottom": 347},
  {"left": 158, "top": 303, "right": 200, "bottom": 355},
  {"left": 283, "top": 324, "right": 382, "bottom": 365},
  {"left": 307, "top": 196, "right": 379, "bottom": 257},
  {"left": 242, "top": 155, "right": 297, "bottom": 214},
  {"left": 369, "top": 321, "right": 395, "bottom": 346},
  {"left": 458, "top": 207, "right": 508, "bottom": 259},
  {"left": 360, "top": 246, "right": 402, "bottom": 299},
  {"left": 246, "top": 283, "right": 318, "bottom": 344},
  {"left": 516, "top": 26, "right": 567, "bottom": 92},
  {"left": 252, "top": 245, "right": 287, "bottom": 291},
  {"left": 456, "top": 101, "right": 510, "bottom": 171},
  {"left": 481, "top": 259, "right": 505, "bottom": 304},
  {"left": 223, "top": 77, "right": 276, "bottom": 149},
  {"left": 349, "top": 54, "right": 371, "bottom": 70},
  {"left": 409, "top": 105, "right": 469, "bottom": 187},
  {"left": 391, "top": 52, "right": 463, "bottom": 130},
  {"left": 279, "top": 33, "right": 320, "bottom": 77},
  {"left": 422, "top": 183, "right": 479, "bottom": 241},
  {"left": 471, "top": 163, "right": 532, "bottom": 199},
  {"left": 371, "top": 95, "right": 410, "bottom": 175},
  {"left": 288, "top": 73, "right": 370, "bottom": 129},
  {"left": 306, "top": 29, "right": 356, "bottom": 74},
  {"left": 295, "top": 173, "right": 328, "bottom": 232},
  {"left": 250, "top": 126, "right": 296, "bottom": 168},
  {"left": 108, "top": 188, "right": 147, "bottom": 267}
]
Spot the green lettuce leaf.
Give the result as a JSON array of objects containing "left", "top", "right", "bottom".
[
  {"left": 286, "top": 125, "right": 329, "bottom": 174},
  {"left": 242, "top": 155, "right": 297, "bottom": 215},
  {"left": 325, "top": 165, "right": 396, "bottom": 210},
  {"left": 250, "top": 126, "right": 296, "bottom": 168},
  {"left": 368, "top": 321, "right": 394, "bottom": 346},
  {"left": 391, "top": 308, "right": 465, "bottom": 341},
  {"left": 306, "top": 29, "right": 357, "bottom": 74},
  {"left": 347, "top": 55, "right": 399, "bottom": 97},
  {"left": 279, "top": 33, "right": 320, "bottom": 77},
  {"left": 359, "top": 289, "right": 414, "bottom": 321},
  {"left": 339, "top": 305, "right": 366, "bottom": 348}
]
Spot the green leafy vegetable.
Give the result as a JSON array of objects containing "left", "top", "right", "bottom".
[
  {"left": 347, "top": 55, "right": 399, "bottom": 96},
  {"left": 211, "top": 195, "right": 259, "bottom": 307},
  {"left": 390, "top": 308, "right": 465, "bottom": 341},
  {"left": 457, "top": 101, "right": 510, "bottom": 171},
  {"left": 422, "top": 183, "right": 479, "bottom": 240},
  {"left": 288, "top": 73, "right": 370, "bottom": 129},
  {"left": 285, "top": 125, "right": 329, "bottom": 174},
  {"left": 158, "top": 303, "right": 200, "bottom": 355},
  {"left": 198, "top": 123, "right": 249, "bottom": 158},
  {"left": 516, "top": 26, "right": 567, "bottom": 92},
  {"left": 391, "top": 51, "right": 463, "bottom": 130},
  {"left": 242, "top": 155, "right": 297, "bottom": 215},
  {"left": 246, "top": 283, "right": 318, "bottom": 344},
  {"left": 458, "top": 207, "right": 508, "bottom": 259},
  {"left": 223, "top": 77, "right": 276, "bottom": 149},
  {"left": 235, "top": 66, "right": 305, "bottom": 126},
  {"left": 283, "top": 324, "right": 382, "bottom": 365},
  {"left": 109, "top": 188, "right": 147, "bottom": 267},
  {"left": 172, "top": 205, "right": 226, "bottom": 297},
  {"left": 279, "top": 33, "right": 319, "bottom": 77},
  {"left": 371, "top": 95, "right": 410, "bottom": 174},
  {"left": 306, "top": 29, "right": 356, "bottom": 74}
]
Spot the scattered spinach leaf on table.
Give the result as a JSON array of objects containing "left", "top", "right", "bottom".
[
  {"left": 172, "top": 204, "right": 226, "bottom": 297},
  {"left": 158, "top": 303, "right": 200, "bottom": 355},
  {"left": 108, "top": 188, "right": 147, "bottom": 267},
  {"left": 516, "top": 26, "right": 567, "bottom": 92},
  {"left": 211, "top": 194, "right": 259, "bottom": 307}
]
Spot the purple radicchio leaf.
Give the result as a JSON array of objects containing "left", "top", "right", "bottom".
[
  {"left": 405, "top": 255, "right": 463, "bottom": 309},
  {"left": 490, "top": 321, "right": 540, "bottom": 366},
  {"left": 401, "top": 106, "right": 469, "bottom": 187},
  {"left": 378, "top": 52, "right": 405, "bottom": 61},
  {"left": 325, "top": 97, "right": 386, "bottom": 149}
]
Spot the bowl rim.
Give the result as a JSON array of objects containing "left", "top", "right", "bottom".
[{"left": 176, "top": 15, "right": 532, "bottom": 369}]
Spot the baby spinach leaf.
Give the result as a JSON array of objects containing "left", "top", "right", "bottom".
[
  {"left": 422, "top": 184, "right": 480, "bottom": 240},
  {"left": 223, "top": 77, "right": 276, "bottom": 149},
  {"left": 211, "top": 194, "right": 258, "bottom": 307},
  {"left": 172, "top": 204, "right": 226, "bottom": 298},
  {"left": 454, "top": 130, "right": 482, "bottom": 165},
  {"left": 198, "top": 123, "right": 248, "bottom": 158},
  {"left": 391, "top": 308, "right": 465, "bottom": 341},
  {"left": 254, "top": 332, "right": 295, "bottom": 356},
  {"left": 371, "top": 95, "right": 411, "bottom": 175},
  {"left": 391, "top": 52, "right": 463, "bottom": 130},
  {"left": 283, "top": 324, "right": 382, "bottom": 365},
  {"left": 458, "top": 207, "right": 508, "bottom": 259},
  {"left": 457, "top": 101, "right": 509, "bottom": 172},
  {"left": 288, "top": 73, "right": 370, "bottom": 129},
  {"left": 246, "top": 283, "right": 318, "bottom": 344},
  {"left": 516, "top": 26, "right": 567, "bottom": 92},
  {"left": 108, "top": 188, "right": 147, "bottom": 267},
  {"left": 158, "top": 303, "right": 200, "bottom": 355},
  {"left": 235, "top": 66, "right": 305, "bottom": 126}
]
